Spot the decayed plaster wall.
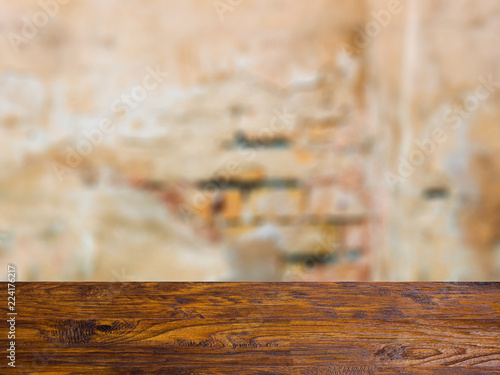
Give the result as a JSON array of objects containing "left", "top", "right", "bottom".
[
  {"left": 369, "top": 0, "right": 500, "bottom": 280},
  {"left": 0, "top": 0, "right": 498, "bottom": 280}
]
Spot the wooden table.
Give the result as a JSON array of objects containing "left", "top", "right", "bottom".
[{"left": 2, "top": 282, "right": 500, "bottom": 374}]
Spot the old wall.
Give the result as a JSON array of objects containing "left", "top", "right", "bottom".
[
  {"left": 0, "top": 0, "right": 498, "bottom": 281},
  {"left": 369, "top": 0, "right": 500, "bottom": 280}
]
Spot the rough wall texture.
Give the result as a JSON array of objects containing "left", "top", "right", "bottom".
[
  {"left": 0, "top": 0, "right": 498, "bottom": 281},
  {"left": 369, "top": 0, "right": 500, "bottom": 280}
]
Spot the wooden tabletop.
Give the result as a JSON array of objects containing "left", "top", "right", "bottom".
[{"left": 2, "top": 282, "right": 500, "bottom": 374}]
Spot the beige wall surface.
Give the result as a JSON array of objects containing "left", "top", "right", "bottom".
[{"left": 0, "top": 0, "right": 498, "bottom": 281}]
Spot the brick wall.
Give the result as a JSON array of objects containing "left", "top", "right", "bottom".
[{"left": 0, "top": 0, "right": 499, "bottom": 281}]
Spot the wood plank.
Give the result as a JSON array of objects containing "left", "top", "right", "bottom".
[
  {"left": 7, "top": 367, "right": 500, "bottom": 375},
  {"left": 1, "top": 282, "right": 499, "bottom": 373},
  {"left": 8, "top": 282, "right": 499, "bottom": 320}
]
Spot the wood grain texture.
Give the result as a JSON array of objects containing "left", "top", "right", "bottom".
[{"left": 1, "top": 282, "right": 499, "bottom": 374}]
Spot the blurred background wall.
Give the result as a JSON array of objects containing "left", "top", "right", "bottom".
[{"left": 0, "top": 0, "right": 499, "bottom": 281}]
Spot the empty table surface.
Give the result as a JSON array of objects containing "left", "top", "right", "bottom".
[{"left": 2, "top": 282, "right": 500, "bottom": 374}]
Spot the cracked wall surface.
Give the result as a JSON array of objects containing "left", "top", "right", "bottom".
[{"left": 0, "top": 0, "right": 498, "bottom": 281}]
